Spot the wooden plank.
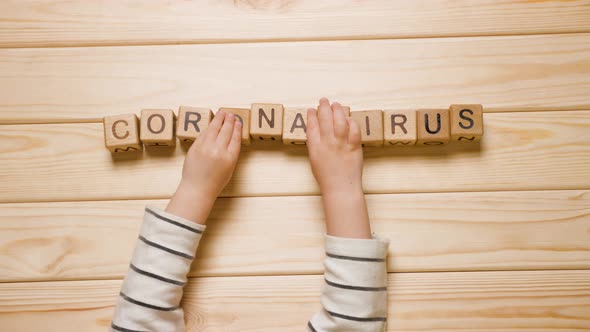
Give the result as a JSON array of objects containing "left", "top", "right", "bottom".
[
  {"left": 1, "top": 33, "right": 590, "bottom": 124},
  {"left": 0, "top": 0, "right": 589, "bottom": 48},
  {"left": 0, "top": 270, "right": 588, "bottom": 331},
  {"left": 0, "top": 190, "right": 588, "bottom": 282},
  {"left": 1, "top": 111, "right": 589, "bottom": 203}
]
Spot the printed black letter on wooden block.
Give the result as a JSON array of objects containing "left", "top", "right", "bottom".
[
  {"left": 140, "top": 109, "right": 176, "bottom": 147},
  {"left": 449, "top": 104, "right": 484, "bottom": 142},
  {"left": 416, "top": 109, "right": 450, "bottom": 146},
  {"left": 250, "top": 103, "right": 284, "bottom": 141},
  {"left": 104, "top": 114, "right": 142, "bottom": 153},
  {"left": 383, "top": 110, "right": 417, "bottom": 146},
  {"left": 351, "top": 110, "right": 384, "bottom": 146},
  {"left": 282, "top": 108, "right": 308, "bottom": 145},
  {"left": 177, "top": 106, "right": 213, "bottom": 144}
]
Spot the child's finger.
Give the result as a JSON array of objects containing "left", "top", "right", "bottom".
[
  {"left": 204, "top": 110, "right": 226, "bottom": 143},
  {"left": 347, "top": 117, "right": 362, "bottom": 146},
  {"left": 217, "top": 113, "right": 236, "bottom": 147},
  {"left": 228, "top": 120, "right": 243, "bottom": 155},
  {"left": 331, "top": 102, "right": 348, "bottom": 140},
  {"left": 318, "top": 97, "right": 334, "bottom": 137},
  {"left": 306, "top": 108, "right": 320, "bottom": 143}
]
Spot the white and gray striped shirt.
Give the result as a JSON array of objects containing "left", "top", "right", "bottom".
[{"left": 110, "top": 206, "right": 389, "bottom": 332}]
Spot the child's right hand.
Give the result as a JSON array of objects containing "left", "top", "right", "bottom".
[
  {"left": 166, "top": 111, "right": 242, "bottom": 224},
  {"left": 306, "top": 98, "right": 372, "bottom": 239},
  {"left": 306, "top": 97, "right": 364, "bottom": 195}
]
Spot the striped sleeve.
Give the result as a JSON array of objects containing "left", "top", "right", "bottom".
[
  {"left": 308, "top": 234, "right": 390, "bottom": 332},
  {"left": 110, "top": 206, "right": 206, "bottom": 332}
]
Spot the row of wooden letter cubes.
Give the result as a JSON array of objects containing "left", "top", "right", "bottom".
[{"left": 104, "top": 104, "right": 484, "bottom": 153}]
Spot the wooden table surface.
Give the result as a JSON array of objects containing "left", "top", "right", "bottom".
[{"left": 1, "top": 1, "right": 590, "bottom": 331}]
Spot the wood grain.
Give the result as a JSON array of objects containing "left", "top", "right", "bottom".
[
  {"left": 0, "top": 0, "right": 589, "bottom": 48},
  {"left": 1, "top": 33, "right": 590, "bottom": 123},
  {"left": 1, "top": 270, "right": 589, "bottom": 331},
  {"left": 1, "top": 111, "right": 589, "bottom": 203},
  {"left": 1, "top": 190, "right": 588, "bottom": 282}
]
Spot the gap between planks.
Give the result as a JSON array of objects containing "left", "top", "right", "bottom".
[
  {"left": 3, "top": 30, "right": 590, "bottom": 50},
  {"left": 0, "top": 187, "right": 588, "bottom": 206},
  {"left": 3, "top": 267, "right": 590, "bottom": 285}
]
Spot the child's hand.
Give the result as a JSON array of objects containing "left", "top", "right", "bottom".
[
  {"left": 307, "top": 98, "right": 371, "bottom": 239},
  {"left": 166, "top": 111, "right": 242, "bottom": 224},
  {"left": 307, "top": 98, "right": 363, "bottom": 194}
]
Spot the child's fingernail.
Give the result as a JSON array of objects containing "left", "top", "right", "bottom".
[
  {"left": 227, "top": 113, "right": 234, "bottom": 120},
  {"left": 217, "top": 110, "right": 226, "bottom": 117}
]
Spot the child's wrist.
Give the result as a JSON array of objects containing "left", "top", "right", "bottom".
[
  {"left": 322, "top": 189, "right": 371, "bottom": 239},
  {"left": 166, "top": 181, "right": 217, "bottom": 224},
  {"left": 321, "top": 182, "right": 364, "bottom": 198},
  {"left": 323, "top": 188, "right": 365, "bottom": 207},
  {"left": 177, "top": 180, "right": 218, "bottom": 203}
]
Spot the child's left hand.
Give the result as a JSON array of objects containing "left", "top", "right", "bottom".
[{"left": 166, "top": 110, "right": 242, "bottom": 224}]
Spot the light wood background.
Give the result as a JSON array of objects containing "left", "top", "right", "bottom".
[{"left": 0, "top": 1, "right": 589, "bottom": 331}]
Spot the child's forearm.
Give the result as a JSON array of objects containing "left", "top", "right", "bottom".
[
  {"left": 322, "top": 186, "right": 372, "bottom": 239},
  {"left": 165, "top": 182, "right": 216, "bottom": 225}
]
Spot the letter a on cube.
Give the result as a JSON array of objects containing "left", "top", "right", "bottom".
[
  {"left": 282, "top": 108, "right": 309, "bottom": 145},
  {"left": 104, "top": 114, "right": 143, "bottom": 153}
]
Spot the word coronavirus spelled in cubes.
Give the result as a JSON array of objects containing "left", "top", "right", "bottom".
[{"left": 103, "top": 103, "right": 484, "bottom": 153}]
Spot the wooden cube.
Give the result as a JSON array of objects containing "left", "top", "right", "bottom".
[
  {"left": 140, "top": 109, "right": 176, "bottom": 147},
  {"left": 282, "top": 108, "right": 308, "bottom": 145},
  {"left": 219, "top": 107, "right": 251, "bottom": 145},
  {"left": 416, "top": 109, "right": 450, "bottom": 145},
  {"left": 449, "top": 104, "right": 484, "bottom": 142},
  {"left": 103, "top": 114, "right": 142, "bottom": 153},
  {"left": 383, "top": 110, "right": 417, "bottom": 146},
  {"left": 250, "top": 103, "right": 284, "bottom": 141},
  {"left": 351, "top": 110, "right": 384, "bottom": 146},
  {"left": 176, "top": 106, "right": 213, "bottom": 144}
]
